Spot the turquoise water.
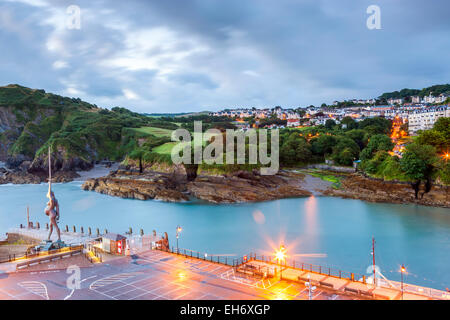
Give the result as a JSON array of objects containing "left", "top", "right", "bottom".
[{"left": 0, "top": 182, "right": 449, "bottom": 290}]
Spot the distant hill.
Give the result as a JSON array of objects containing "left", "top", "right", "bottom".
[
  {"left": 379, "top": 84, "right": 450, "bottom": 100},
  {"left": 143, "top": 111, "right": 211, "bottom": 118}
]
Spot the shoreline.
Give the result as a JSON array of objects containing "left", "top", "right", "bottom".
[
  {"left": 324, "top": 173, "right": 450, "bottom": 209},
  {"left": 81, "top": 169, "right": 450, "bottom": 208},
  {"left": 1, "top": 162, "right": 449, "bottom": 208},
  {"left": 0, "top": 163, "right": 120, "bottom": 185}
]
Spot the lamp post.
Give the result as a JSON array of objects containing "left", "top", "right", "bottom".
[
  {"left": 306, "top": 274, "right": 316, "bottom": 300},
  {"left": 275, "top": 244, "right": 286, "bottom": 280},
  {"left": 400, "top": 264, "right": 406, "bottom": 300},
  {"left": 443, "top": 153, "right": 449, "bottom": 162},
  {"left": 176, "top": 225, "right": 182, "bottom": 253}
]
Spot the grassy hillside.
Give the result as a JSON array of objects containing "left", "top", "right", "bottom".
[{"left": 0, "top": 84, "right": 181, "bottom": 171}]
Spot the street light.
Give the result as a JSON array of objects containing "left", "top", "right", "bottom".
[
  {"left": 176, "top": 225, "right": 182, "bottom": 253},
  {"left": 305, "top": 274, "right": 316, "bottom": 300},
  {"left": 442, "top": 153, "right": 449, "bottom": 162},
  {"left": 275, "top": 244, "right": 286, "bottom": 280},
  {"left": 400, "top": 264, "right": 406, "bottom": 300}
]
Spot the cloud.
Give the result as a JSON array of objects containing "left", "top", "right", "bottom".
[
  {"left": 122, "top": 88, "right": 139, "bottom": 100},
  {"left": 0, "top": 0, "right": 449, "bottom": 112},
  {"left": 52, "top": 60, "right": 68, "bottom": 69}
]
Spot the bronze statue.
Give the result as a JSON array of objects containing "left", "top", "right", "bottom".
[
  {"left": 45, "top": 182, "right": 61, "bottom": 242},
  {"left": 45, "top": 147, "right": 61, "bottom": 242}
]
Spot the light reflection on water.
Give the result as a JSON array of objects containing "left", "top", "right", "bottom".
[{"left": 0, "top": 181, "right": 449, "bottom": 290}]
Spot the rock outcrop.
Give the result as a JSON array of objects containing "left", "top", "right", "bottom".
[
  {"left": 187, "top": 171, "right": 311, "bottom": 203},
  {"left": 82, "top": 169, "right": 311, "bottom": 203},
  {"left": 82, "top": 170, "right": 189, "bottom": 202},
  {"left": 29, "top": 146, "right": 94, "bottom": 174},
  {"left": 0, "top": 169, "right": 80, "bottom": 184},
  {"left": 324, "top": 173, "right": 450, "bottom": 208}
]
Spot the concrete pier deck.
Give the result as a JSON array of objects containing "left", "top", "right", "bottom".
[
  {"left": 243, "top": 260, "right": 450, "bottom": 300},
  {"left": 6, "top": 227, "right": 99, "bottom": 246},
  {"left": 1, "top": 228, "right": 448, "bottom": 300},
  {"left": 0, "top": 248, "right": 447, "bottom": 300},
  {"left": 0, "top": 249, "right": 360, "bottom": 300}
]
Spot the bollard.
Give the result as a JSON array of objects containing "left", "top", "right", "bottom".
[
  {"left": 73, "top": 226, "right": 76, "bottom": 233},
  {"left": 29, "top": 222, "right": 33, "bottom": 229},
  {"left": 65, "top": 225, "right": 69, "bottom": 232},
  {"left": 36, "top": 222, "right": 40, "bottom": 229},
  {"left": 46, "top": 223, "right": 49, "bottom": 230},
  {"left": 81, "top": 227, "right": 84, "bottom": 234},
  {"left": 88, "top": 227, "right": 92, "bottom": 236},
  {"left": 20, "top": 224, "right": 23, "bottom": 229},
  {"left": 140, "top": 229, "right": 144, "bottom": 236},
  {"left": 129, "top": 227, "right": 132, "bottom": 235},
  {"left": 104, "top": 229, "right": 108, "bottom": 235},
  {"left": 96, "top": 228, "right": 100, "bottom": 237}
]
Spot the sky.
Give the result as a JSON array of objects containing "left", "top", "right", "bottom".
[{"left": 0, "top": 0, "right": 449, "bottom": 113}]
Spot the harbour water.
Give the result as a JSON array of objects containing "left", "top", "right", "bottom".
[{"left": 0, "top": 181, "right": 449, "bottom": 290}]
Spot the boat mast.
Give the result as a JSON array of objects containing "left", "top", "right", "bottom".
[
  {"left": 48, "top": 146, "right": 51, "bottom": 191},
  {"left": 372, "top": 236, "right": 376, "bottom": 286}
]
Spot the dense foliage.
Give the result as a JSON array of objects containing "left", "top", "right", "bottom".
[{"left": 379, "top": 84, "right": 450, "bottom": 100}]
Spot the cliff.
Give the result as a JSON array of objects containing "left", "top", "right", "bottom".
[{"left": 0, "top": 84, "right": 158, "bottom": 183}]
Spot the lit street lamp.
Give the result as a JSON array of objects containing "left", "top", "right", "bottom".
[
  {"left": 400, "top": 264, "right": 406, "bottom": 300},
  {"left": 275, "top": 244, "right": 286, "bottom": 280},
  {"left": 176, "top": 225, "right": 182, "bottom": 253},
  {"left": 442, "top": 153, "right": 449, "bottom": 162},
  {"left": 305, "top": 274, "right": 316, "bottom": 300}
]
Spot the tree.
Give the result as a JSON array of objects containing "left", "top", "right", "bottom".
[
  {"left": 325, "top": 119, "right": 336, "bottom": 130},
  {"left": 400, "top": 143, "right": 438, "bottom": 199},
  {"left": 344, "top": 129, "right": 368, "bottom": 150},
  {"left": 331, "top": 136, "right": 360, "bottom": 166},
  {"left": 280, "top": 133, "right": 312, "bottom": 165},
  {"left": 415, "top": 130, "right": 447, "bottom": 153},
  {"left": 341, "top": 116, "right": 358, "bottom": 130},
  {"left": 129, "top": 148, "right": 145, "bottom": 173},
  {"left": 296, "top": 108, "right": 306, "bottom": 117},
  {"left": 358, "top": 117, "right": 392, "bottom": 135},
  {"left": 433, "top": 117, "right": 450, "bottom": 141},
  {"left": 311, "top": 135, "right": 337, "bottom": 156},
  {"left": 360, "top": 134, "right": 394, "bottom": 160}
]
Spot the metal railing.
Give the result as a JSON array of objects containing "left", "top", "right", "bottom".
[
  {"left": 16, "top": 249, "right": 83, "bottom": 270},
  {"left": 154, "top": 246, "right": 252, "bottom": 268},
  {"left": 377, "top": 278, "right": 450, "bottom": 300},
  {"left": 0, "top": 244, "right": 84, "bottom": 264},
  {"left": 249, "top": 254, "right": 367, "bottom": 284}
]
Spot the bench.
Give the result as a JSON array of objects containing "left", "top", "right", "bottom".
[
  {"left": 298, "top": 276, "right": 309, "bottom": 283},
  {"left": 319, "top": 281, "right": 334, "bottom": 289},
  {"left": 16, "top": 249, "right": 82, "bottom": 270},
  {"left": 344, "top": 287, "right": 359, "bottom": 295},
  {"left": 359, "top": 290, "right": 374, "bottom": 298}
]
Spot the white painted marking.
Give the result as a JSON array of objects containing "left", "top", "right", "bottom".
[{"left": 18, "top": 281, "right": 49, "bottom": 300}]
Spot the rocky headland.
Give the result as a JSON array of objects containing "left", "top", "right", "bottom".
[
  {"left": 324, "top": 173, "right": 450, "bottom": 208},
  {"left": 81, "top": 169, "right": 312, "bottom": 203}
]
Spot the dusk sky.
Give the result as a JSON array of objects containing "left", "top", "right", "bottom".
[{"left": 0, "top": 0, "right": 449, "bottom": 112}]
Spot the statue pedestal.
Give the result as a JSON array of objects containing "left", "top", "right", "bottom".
[{"left": 38, "top": 239, "right": 67, "bottom": 251}]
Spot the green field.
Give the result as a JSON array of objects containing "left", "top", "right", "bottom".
[
  {"left": 153, "top": 142, "right": 177, "bottom": 154},
  {"left": 129, "top": 126, "right": 173, "bottom": 137},
  {"left": 153, "top": 141, "right": 193, "bottom": 155}
]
